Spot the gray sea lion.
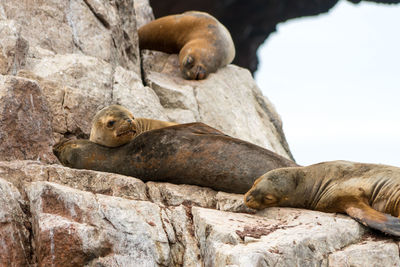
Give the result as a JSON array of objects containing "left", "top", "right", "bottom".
[
  {"left": 244, "top": 160, "right": 400, "bottom": 236},
  {"left": 138, "top": 11, "right": 235, "bottom": 80},
  {"left": 90, "top": 105, "right": 177, "bottom": 147},
  {"left": 54, "top": 122, "right": 297, "bottom": 194}
]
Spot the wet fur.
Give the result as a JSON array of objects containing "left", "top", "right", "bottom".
[{"left": 54, "top": 123, "right": 298, "bottom": 194}]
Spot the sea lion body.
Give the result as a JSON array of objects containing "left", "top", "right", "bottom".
[
  {"left": 90, "top": 105, "right": 177, "bottom": 147},
  {"left": 55, "top": 123, "right": 297, "bottom": 194},
  {"left": 244, "top": 160, "right": 400, "bottom": 236},
  {"left": 138, "top": 11, "right": 235, "bottom": 80}
]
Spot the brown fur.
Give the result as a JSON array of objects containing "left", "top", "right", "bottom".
[
  {"left": 54, "top": 122, "right": 298, "bottom": 194},
  {"left": 89, "top": 105, "right": 177, "bottom": 147},
  {"left": 138, "top": 11, "right": 235, "bottom": 80},
  {"left": 244, "top": 160, "right": 400, "bottom": 236}
]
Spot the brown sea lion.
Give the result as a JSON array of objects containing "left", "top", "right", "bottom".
[
  {"left": 54, "top": 122, "right": 297, "bottom": 194},
  {"left": 89, "top": 105, "right": 177, "bottom": 147},
  {"left": 138, "top": 11, "right": 235, "bottom": 80},
  {"left": 244, "top": 160, "right": 400, "bottom": 236}
]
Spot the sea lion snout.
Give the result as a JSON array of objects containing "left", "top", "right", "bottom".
[
  {"left": 182, "top": 61, "right": 207, "bottom": 80},
  {"left": 195, "top": 65, "right": 207, "bottom": 80},
  {"left": 244, "top": 189, "right": 262, "bottom": 210}
]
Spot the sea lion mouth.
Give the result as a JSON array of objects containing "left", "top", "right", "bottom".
[{"left": 116, "top": 129, "right": 136, "bottom": 137}]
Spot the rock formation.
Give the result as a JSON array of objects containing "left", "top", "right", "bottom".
[{"left": 0, "top": 0, "right": 399, "bottom": 266}]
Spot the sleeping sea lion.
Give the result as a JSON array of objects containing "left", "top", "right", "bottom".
[
  {"left": 138, "top": 11, "right": 235, "bottom": 80},
  {"left": 54, "top": 122, "right": 297, "bottom": 194},
  {"left": 89, "top": 105, "right": 177, "bottom": 147},
  {"left": 244, "top": 160, "right": 400, "bottom": 236}
]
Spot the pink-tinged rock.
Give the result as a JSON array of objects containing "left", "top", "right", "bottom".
[
  {"left": 0, "top": 178, "right": 31, "bottom": 266},
  {"left": 28, "top": 181, "right": 170, "bottom": 266},
  {"left": 0, "top": 75, "right": 57, "bottom": 163},
  {"left": 0, "top": 20, "right": 28, "bottom": 76},
  {"left": 0, "top": 160, "right": 148, "bottom": 201}
]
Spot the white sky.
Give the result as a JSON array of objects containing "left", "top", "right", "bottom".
[{"left": 255, "top": 0, "right": 400, "bottom": 167}]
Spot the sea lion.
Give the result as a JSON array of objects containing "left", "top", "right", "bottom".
[
  {"left": 89, "top": 105, "right": 177, "bottom": 147},
  {"left": 54, "top": 122, "right": 297, "bottom": 194},
  {"left": 138, "top": 11, "right": 235, "bottom": 80},
  {"left": 244, "top": 160, "right": 400, "bottom": 236}
]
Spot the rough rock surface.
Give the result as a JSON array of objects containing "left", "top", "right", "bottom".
[
  {"left": 0, "top": 0, "right": 399, "bottom": 266},
  {"left": 150, "top": 0, "right": 400, "bottom": 74},
  {"left": 0, "top": 75, "right": 56, "bottom": 163},
  {"left": 0, "top": 160, "right": 399, "bottom": 266}
]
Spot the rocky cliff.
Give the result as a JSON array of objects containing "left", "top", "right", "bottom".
[{"left": 0, "top": 0, "right": 399, "bottom": 266}]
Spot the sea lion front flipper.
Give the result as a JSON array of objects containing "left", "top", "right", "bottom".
[
  {"left": 344, "top": 200, "right": 400, "bottom": 236},
  {"left": 187, "top": 122, "right": 230, "bottom": 137}
]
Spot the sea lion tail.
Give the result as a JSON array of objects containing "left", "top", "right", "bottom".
[{"left": 344, "top": 200, "right": 400, "bottom": 237}]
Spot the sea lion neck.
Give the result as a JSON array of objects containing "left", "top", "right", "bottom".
[{"left": 279, "top": 168, "right": 336, "bottom": 210}]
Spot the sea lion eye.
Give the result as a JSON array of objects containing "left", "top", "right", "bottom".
[
  {"left": 184, "top": 55, "right": 194, "bottom": 68},
  {"left": 264, "top": 194, "right": 276, "bottom": 203},
  {"left": 107, "top": 120, "right": 116, "bottom": 128}
]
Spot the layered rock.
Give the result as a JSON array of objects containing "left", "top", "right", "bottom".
[
  {"left": 0, "top": 0, "right": 293, "bottom": 161},
  {"left": 0, "top": 0, "right": 399, "bottom": 266},
  {"left": 0, "top": 160, "right": 399, "bottom": 266}
]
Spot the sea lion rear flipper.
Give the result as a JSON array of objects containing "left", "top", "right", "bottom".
[{"left": 344, "top": 200, "right": 400, "bottom": 236}]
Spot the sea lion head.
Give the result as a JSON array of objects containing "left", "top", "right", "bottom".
[
  {"left": 179, "top": 44, "right": 211, "bottom": 80},
  {"left": 90, "top": 105, "right": 137, "bottom": 147},
  {"left": 244, "top": 168, "right": 302, "bottom": 210},
  {"left": 53, "top": 138, "right": 86, "bottom": 167}
]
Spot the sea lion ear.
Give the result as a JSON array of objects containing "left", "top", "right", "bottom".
[{"left": 184, "top": 55, "right": 194, "bottom": 67}]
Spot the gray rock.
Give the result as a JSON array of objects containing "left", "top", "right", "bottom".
[
  {"left": 0, "top": 0, "right": 398, "bottom": 265},
  {"left": 193, "top": 207, "right": 366, "bottom": 267},
  {"left": 0, "top": 160, "right": 398, "bottom": 266},
  {"left": 328, "top": 238, "right": 400, "bottom": 267}
]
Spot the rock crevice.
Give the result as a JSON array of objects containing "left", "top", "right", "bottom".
[{"left": 0, "top": 0, "right": 399, "bottom": 266}]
